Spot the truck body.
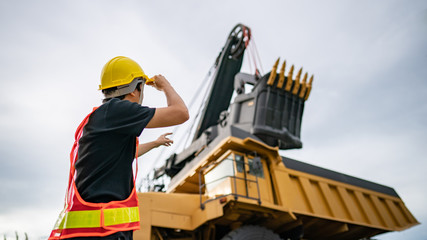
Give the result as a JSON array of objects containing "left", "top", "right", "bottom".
[{"left": 134, "top": 24, "right": 418, "bottom": 240}]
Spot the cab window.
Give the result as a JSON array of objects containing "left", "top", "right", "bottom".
[
  {"left": 235, "top": 154, "right": 245, "bottom": 173},
  {"left": 248, "top": 157, "right": 264, "bottom": 178},
  {"left": 204, "top": 154, "right": 234, "bottom": 191}
]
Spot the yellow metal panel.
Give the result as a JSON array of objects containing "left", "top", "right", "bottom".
[
  {"left": 397, "top": 201, "right": 419, "bottom": 225},
  {"left": 371, "top": 196, "right": 394, "bottom": 228},
  {"left": 175, "top": 180, "right": 200, "bottom": 193},
  {"left": 318, "top": 182, "right": 340, "bottom": 218},
  {"left": 354, "top": 191, "right": 380, "bottom": 226},
  {"left": 270, "top": 167, "right": 293, "bottom": 208},
  {"left": 233, "top": 174, "right": 248, "bottom": 197},
  {"left": 309, "top": 180, "right": 332, "bottom": 216},
  {"left": 309, "top": 222, "right": 349, "bottom": 238},
  {"left": 283, "top": 167, "right": 401, "bottom": 203},
  {"left": 136, "top": 192, "right": 225, "bottom": 234},
  {"left": 385, "top": 199, "right": 407, "bottom": 228},
  {"left": 192, "top": 197, "right": 224, "bottom": 229},
  {"left": 143, "top": 192, "right": 200, "bottom": 215},
  {"left": 299, "top": 177, "right": 318, "bottom": 213},
  {"left": 151, "top": 211, "right": 192, "bottom": 230},
  {"left": 279, "top": 166, "right": 418, "bottom": 232},
  {"left": 337, "top": 187, "right": 361, "bottom": 222},
  {"left": 134, "top": 196, "right": 152, "bottom": 240},
  {"left": 289, "top": 175, "right": 311, "bottom": 213},
  {"left": 329, "top": 185, "right": 352, "bottom": 220}
]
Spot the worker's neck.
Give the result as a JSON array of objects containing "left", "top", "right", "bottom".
[
  {"left": 124, "top": 95, "right": 137, "bottom": 103},
  {"left": 124, "top": 90, "right": 142, "bottom": 104}
]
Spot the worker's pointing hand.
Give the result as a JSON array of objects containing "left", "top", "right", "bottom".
[
  {"left": 148, "top": 74, "right": 171, "bottom": 91},
  {"left": 155, "top": 132, "right": 173, "bottom": 147}
]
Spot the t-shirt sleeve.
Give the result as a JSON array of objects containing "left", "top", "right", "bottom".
[{"left": 105, "top": 99, "right": 156, "bottom": 136}]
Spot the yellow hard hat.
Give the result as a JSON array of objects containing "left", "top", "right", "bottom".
[{"left": 99, "top": 56, "right": 150, "bottom": 90}]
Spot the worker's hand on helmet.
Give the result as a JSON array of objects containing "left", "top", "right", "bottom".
[
  {"left": 155, "top": 133, "right": 174, "bottom": 147},
  {"left": 148, "top": 74, "right": 171, "bottom": 91}
]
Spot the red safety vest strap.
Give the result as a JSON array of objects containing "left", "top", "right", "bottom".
[{"left": 50, "top": 107, "right": 141, "bottom": 239}]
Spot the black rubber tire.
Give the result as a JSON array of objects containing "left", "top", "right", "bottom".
[{"left": 220, "top": 225, "right": 282, "bottom": 240}]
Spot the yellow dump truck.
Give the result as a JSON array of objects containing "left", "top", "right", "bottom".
[{"left": 134, "top": 24, "right": 418, "bottom": 240}]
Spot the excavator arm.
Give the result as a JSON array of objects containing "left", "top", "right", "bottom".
[
  {"left": 156, "top": 24, "right": 312, "bottom": 180},
  {"left": 193, "top": 24, "right": 250, "bottom": 141}
]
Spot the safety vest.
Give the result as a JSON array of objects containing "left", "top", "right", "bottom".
[{"left": 49, "top": 107, "right": 140, "bottom": 239}]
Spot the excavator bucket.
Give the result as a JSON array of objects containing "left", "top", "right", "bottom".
[{"left": 247, "top": 59, "right": 313, "bottom": 149}]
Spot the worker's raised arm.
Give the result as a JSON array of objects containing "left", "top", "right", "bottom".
[{"left": 145, "top": 75, "right": 189, "bottom": 128}]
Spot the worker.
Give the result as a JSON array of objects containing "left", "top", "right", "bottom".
[{"left": 49, "top": 56, "right": 189, "bottom": 240}]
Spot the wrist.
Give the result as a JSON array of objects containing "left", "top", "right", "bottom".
[{"left": 153, "top": 140, "right": 162, "bottom": 147}]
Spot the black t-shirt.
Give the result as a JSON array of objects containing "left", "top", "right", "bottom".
[{"left": 75, "top": 98, "right": 155, "bottom": 203}]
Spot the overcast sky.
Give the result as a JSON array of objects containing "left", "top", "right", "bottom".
[{"left": 0, "top": 1, "right": 426, "bottom": 239}]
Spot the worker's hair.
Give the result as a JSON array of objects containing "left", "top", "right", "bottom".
[{"left": 102, "top": 82, "right": 142, "bottom": 103}]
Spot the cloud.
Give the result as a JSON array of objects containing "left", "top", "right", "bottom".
[{"left": 1, "top": 0, "right": 426, "bottom": 239}]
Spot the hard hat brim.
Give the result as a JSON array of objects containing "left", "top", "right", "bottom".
[{"left": 103, "top": 78, "right": 145, "bottom": 98}]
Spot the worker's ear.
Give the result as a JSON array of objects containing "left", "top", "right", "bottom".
[{"left": 129, "top": 88, "right": 139, "bottom": 97}]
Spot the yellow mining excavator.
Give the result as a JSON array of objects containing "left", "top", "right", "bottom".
[{"left": 134, "top": 24, "right": 418, "bottom": 240}]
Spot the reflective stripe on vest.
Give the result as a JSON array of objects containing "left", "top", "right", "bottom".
[
  {"left": 55, "top": 207, "right": 139, "bottom": 229},
  {"left": 49, "top": 107, "right": 141, "bottom": 239}
]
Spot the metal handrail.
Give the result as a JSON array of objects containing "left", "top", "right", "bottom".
[{"left": 199, "top": 156, "right": 262, "bottom": 210}]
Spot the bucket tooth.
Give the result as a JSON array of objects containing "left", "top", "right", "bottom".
[
  {"left": 285, "top": 65, "right": 294, "bottom": 91},
  {"left": 292, "top": 67, "right": 303, "bottom": 95},
  {"left": 304, "top": 75, "right": 314, "bottom": 100},
  {"left": 298, "top": 72, "right": 308, "bottom": 98},
  {"left": 277, "top": 60, "right": 286, "bottom": 88},
  {"left": 267, "top": 58, "right": 280, "bottom": 86}
]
